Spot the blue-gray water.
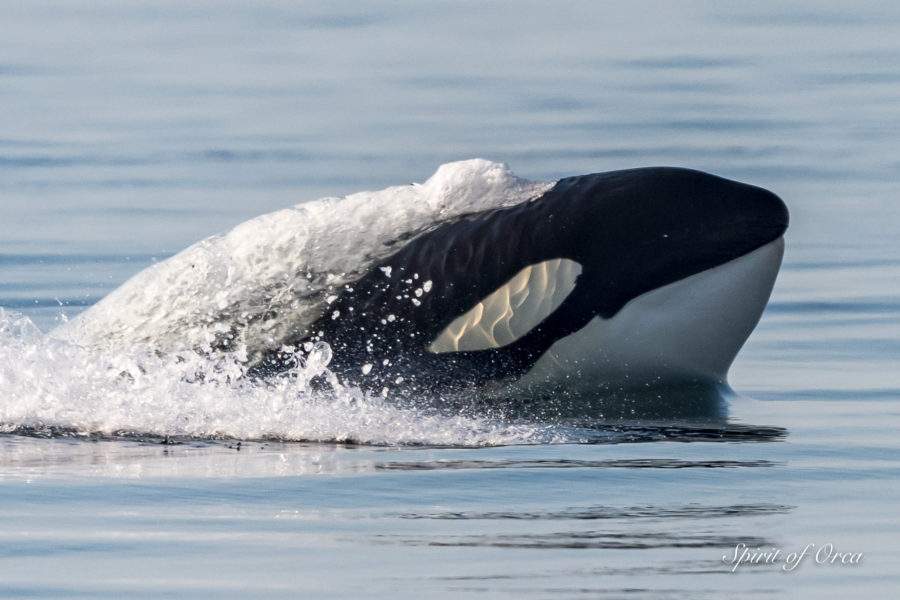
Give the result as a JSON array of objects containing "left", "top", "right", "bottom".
[{"left": 1, "top": 1, "right": 899, "bottom": 598}]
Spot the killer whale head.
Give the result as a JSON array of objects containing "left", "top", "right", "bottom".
[
  {"left": 262, "top": 166, "right": 789, "bottom": 397},
  {"left": 53, "top": 160, "right": 787, "bottom": 403}
]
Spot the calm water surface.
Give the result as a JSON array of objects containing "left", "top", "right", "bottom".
[{"left": 1, "top": 1, "right": 899, "bottom": 598}]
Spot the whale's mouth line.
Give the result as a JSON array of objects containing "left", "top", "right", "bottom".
[{"left": 620, "top": 234, "right": 787, "bottom": 316}]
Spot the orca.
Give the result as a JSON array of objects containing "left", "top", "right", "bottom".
[{"left": 254, "top": 166, "right": 789, "bottom": 398}]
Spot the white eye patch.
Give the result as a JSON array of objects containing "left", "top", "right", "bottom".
[{"left": 427, "top": 258, "right": 582, "bottom": 353}]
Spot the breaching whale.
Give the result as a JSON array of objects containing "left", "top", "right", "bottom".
[{"left": 54, "top": 160, "right": 788, "bottom": 400}]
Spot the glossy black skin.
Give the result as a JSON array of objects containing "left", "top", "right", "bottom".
[{"left": 255, "top": 167, "right": 788, "bottom": 394}]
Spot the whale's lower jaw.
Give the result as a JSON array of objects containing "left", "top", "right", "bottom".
[{"left": 505, "top": 237, "right": 785, "bottom": 397}]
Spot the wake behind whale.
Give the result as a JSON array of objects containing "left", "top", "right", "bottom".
[{"left": 53, "top": 159, "right": 788, "bottom": 407}]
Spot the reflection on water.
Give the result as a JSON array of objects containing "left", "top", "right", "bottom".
[
  {"left": 400, "top": 503, "right": 793, "bottom": 521},
  {"left": 1, "top": 417, "right": 786, "bottom": 450},
  {"left": 0, "top": 431, "right": 781, "bottom": 480},
  {"left": 569, "top": 423, "right": 787, "bottom": 444},
  {"left": 376, "top": 458, "right": 778, "bottom": 471}
]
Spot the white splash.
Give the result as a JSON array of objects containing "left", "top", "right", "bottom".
[
  {"left": 52, "top": 159, "right": 551, "bottom": 364},
  {"left": 0, "top": 308, "right": 564, "bottom": 445}
]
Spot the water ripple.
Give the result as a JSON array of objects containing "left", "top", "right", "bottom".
[
  {"left": 399, "top": 503, "right": 793, "bottom": 521},
  {"left": 369, "top": 531, "right": 773, "bottom": 551}
]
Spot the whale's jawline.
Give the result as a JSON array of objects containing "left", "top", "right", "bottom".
[{"left": 509, "top": 237, "right": 786, "bottom": 397}]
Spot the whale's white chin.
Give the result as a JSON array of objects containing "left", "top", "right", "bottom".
[{"left": 510, "top": 237, "right": 785, "bottom": 396}]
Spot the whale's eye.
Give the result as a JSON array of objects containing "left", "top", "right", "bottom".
[{"left": 427, "top": 258, "right": 582, "bottom": 353}]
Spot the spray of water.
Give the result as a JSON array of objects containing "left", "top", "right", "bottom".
[{"left": 1, "top": 308, "right": 572, "bottom": 445}]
